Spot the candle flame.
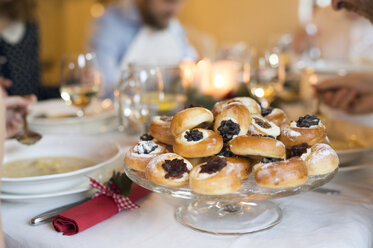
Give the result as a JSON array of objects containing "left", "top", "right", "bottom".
[{"left": 213, "top": 74, "right": 225, "bottom": 88}]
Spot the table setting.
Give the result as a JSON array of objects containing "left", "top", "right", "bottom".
[{"left": 2, "top": 48, "right": 373, "bottom": 248}]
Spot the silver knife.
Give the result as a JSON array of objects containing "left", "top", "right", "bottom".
[{"left": 30, "top": 198, "right": 89, "bottom": 226}]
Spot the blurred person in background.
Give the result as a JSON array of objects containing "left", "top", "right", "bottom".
[
  {"left": 89, "top": 0, "right": 197, "bottom": 98},
  {"left": 1, "top": 83, "right": 35, "bottom": 138},
  {"left": 313, "top": 0, "right": 373, "bottom": 115},
  {"left": 293, "top": 3, "right": 373, "bottom": 63},
  {"left": 0, "top": 0, "right": 43, "bottom": 99},
  {"left": 0, "top": 93, "right": 4, "bottom": 247}
]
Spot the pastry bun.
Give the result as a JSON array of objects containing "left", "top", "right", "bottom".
[
  {"left": 124, "top": 141, "right": 168, "bottom": 172},
  {"left": 224, "top": 156, "right": 252, "bottom": 179},
  {"left": 145, "top": 153, "right": 193, "bottom": 187},
  {"left": 249, "top": 115, "right": 281, "bottom": 138},
  {"left": 303, "top": 143, "right": 339, "bottom": 176},
  {"left": 189, "top": 157, "right": 242, "bottom": 195},
  {"left": 170, "top": 107, "right": 213, "bottom": 137},
  {"left": 254, "top": 157, "right": 308, "bottom": 188},
  {"left": 262, "top": 108, "right": 288, "bottom": 126},
  {"left": 214, "top": 103, "right": 251, "bottom": 142},
  {"left": 212, "top": 97, "right": 261, "bottom": 116},
  {"left": 279, "top": 115, "right": 326, "bottom": 147},
  {"left": 173, "top": 128, "right": 223, "bottom": 158},
  {"left": 149, "top": 116, "right": 174, "bottom": 145},
  {"left": 229, "top": 135, "right": 286, "bottom": 159}
]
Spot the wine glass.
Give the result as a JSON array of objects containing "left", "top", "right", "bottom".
[
  {"left": 138, "top": 65, "right": 186, "bottom": 116},
  {"left": 116, "top": 64, "right": 185, "bottom": 135},
  {"left": 248, "top": 49, "right": 285, "bottom": 108},
  {"left": 60, "top": 53, "right": 101, "bottom": 117}
]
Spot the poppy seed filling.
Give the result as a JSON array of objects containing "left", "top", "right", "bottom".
[
  {"left": 160, "top": 116, "right": 172, "bottom": 122},
  {"left": 251, "top": 134, "right": 275, "bottom": 139},
  {"left": 296, "top": 115, "right": 320, "bottom": 128},
  {"left": 139, "top": 133, "right": 154, "bottom": 141},
  {"left": 253, "top": 117, "right": 271, "bottom": 129},
  {"left": 184, "top": 129, "right": 204, "bottom": 142},
  {"left": 200, "top": 157, "right": 227, "bottom": 174},
  {"left": 261, "top": 157, "right": 284, "bottom": 163},
  {"left": 261, "top": 107, "right": 273, "bottom": 117},
  {"left": 217, "top": 146, "right": 236, "bottom": 157},
  {"left": 287, "top": 143, "right": 310, "bottom": 158},
  {"left": 218, "top": 120, "right": 240, "bottom": 142},
  {"left": 162, "top": 159, "right": 188, "bottom": 179}
]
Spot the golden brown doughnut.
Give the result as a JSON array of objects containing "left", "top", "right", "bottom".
[
  {"left": 145, "top": 153, "right": 193, "bottom": 187},
  {"left": 249, "top": 114, "right": 281, "bottom": 138},
  {"left": 124, "top": 141, "right": 168, "bottom": 172},
  {"left": 224, "top": 156, "right": 252, "bottom": 179},
  {"left": 170, "top": 107, "right": 213, "bottom": 137},
  {"left": 188, "top": 157, "right": 210, "bottom": 167},
  {"left": 303, "top": 143, "right": 339, "bottom": 176},
  {"left": 149, "top": 116, "right": 174, "bottom": 145},
  {"left": 229, "top": 135, "right": 286, "bottom": 159},
  {"left": 261, "top": 108, "right": 288, "bottom": 126},
  {"left": 214, "top": 103, "right": 251, "bottom": 143},
  {"left": 253, "top": 157, "right": 308, "bottom": 188},
  {"left": 212, "top": 97, "right": 261, "bottom": 116},
  {"left": 189, "top": 157, "right": 242, "bottom": 195},
  {"left": 279, "top": 115, "right": 326, "bottom": 147},
  {"left": 173, "top": 128, "right": 223, "bottom": 158}
]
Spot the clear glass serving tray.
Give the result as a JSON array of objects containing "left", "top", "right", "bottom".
[{"left": 124, "top": 164, "right": 337, "bottom": 235}]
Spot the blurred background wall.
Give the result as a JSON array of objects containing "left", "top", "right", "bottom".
[{"left": 36, "top": 0, "right": 300, "bottom": 86}]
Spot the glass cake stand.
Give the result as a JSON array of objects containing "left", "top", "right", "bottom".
[{"left": 124, "top": 164, "right": 337, "bottom": 235}]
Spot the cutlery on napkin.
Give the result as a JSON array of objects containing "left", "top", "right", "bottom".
[{"left": 52, "top": 172, "right": 150, "bottom": 235}]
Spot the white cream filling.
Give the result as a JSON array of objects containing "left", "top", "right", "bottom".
[
  {"left": 194, "top": 167, "right": 218, "bottom": 179},
  {"left": 153, "top": 115, "right": 172, "bottom": 124},
  {"left": 251, "top": 115, "right": 280, "bottom": 137},
  {"left": 133, "top": 141, "right": 163, "bottom": 157},
  {"left": 300, "top": 148, "right": 312, "bottom": 160},
  {"left": 181, "top": 129, "right": 209, "bottom": 144}
]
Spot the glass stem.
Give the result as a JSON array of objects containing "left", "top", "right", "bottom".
[{"left": 77, "top": 107, "right": 85, "bottom": 117}]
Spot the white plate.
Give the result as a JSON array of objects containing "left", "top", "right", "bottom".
[
  {"left": 339, "top": 154, "right": 373, "bottom": 172},
  {"left": 29, "top": 99, "right": 118, "bottom": 134},
  {"left": 2, "top": 135, "right": 123, "bottom": 194},
  {"left": 0, "top": 185, "right": 93, "bottom": 203},
  {"left": 324, "top": 120, "right": 373, "bottom": 165}
]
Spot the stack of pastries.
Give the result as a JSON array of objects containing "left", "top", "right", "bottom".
[{"left": 124, "top": 97, "right": 339, "bottom": 195}]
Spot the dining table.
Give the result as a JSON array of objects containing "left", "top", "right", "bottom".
[{"left": 2, "top": 130, "right": 373, "bottom": 248}]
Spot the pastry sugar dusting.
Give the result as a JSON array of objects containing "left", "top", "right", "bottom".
[{"left": 124, "top": 97, "right": 339, "bottom": 195}]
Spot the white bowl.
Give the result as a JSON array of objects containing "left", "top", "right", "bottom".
[
  {"left": 28, "top": 99, "right": 118, "bottom": 134},
  {"left": 2, "top": 135, "right": 122, "bottom": 194}
]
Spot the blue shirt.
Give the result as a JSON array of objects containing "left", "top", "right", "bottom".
[{"left": 90, "top": 1, "right": 197, "bottom": 98}]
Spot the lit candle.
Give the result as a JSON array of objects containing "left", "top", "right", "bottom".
[
  {"left": 208, "top": 60, "right": 238, "bottom": 98},
  {"left": 180, "top": 59, "right": 196, "bottom": 88}
]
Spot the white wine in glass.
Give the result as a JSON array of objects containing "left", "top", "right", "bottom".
[
  {"left": 60, "top": 53, "right": 101, "bottom": 117},
  {"left": 60, "top": 84, "right": 100, "bottom": 109},
  {"left": 249, "top": 51, "right": 285, "bottom": 108}
]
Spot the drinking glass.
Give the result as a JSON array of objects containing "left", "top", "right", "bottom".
[
  {"left": 116, "top": 64, "right": 186, "bottom": 135},
  {"left": 248, "top": 50, "right": 285, "bottom": 108},
  {"left": 60, "top": 53, "right": 102, "bottom": 117}
]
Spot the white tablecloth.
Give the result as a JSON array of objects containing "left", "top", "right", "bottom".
[{"left": 2, "top": 164, "right": 373, "bottom": 248}]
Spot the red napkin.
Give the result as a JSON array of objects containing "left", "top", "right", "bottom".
[{"left": 53, "top": 183, "right": 150, "bottom": 235}]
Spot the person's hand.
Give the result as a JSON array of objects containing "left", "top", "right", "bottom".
[
  {"left": 314, "top": 74, "right": 373, "bottom": 114},
  {"left": 0, "top": 77, "right": 11, "bottom": 96},
  {"left": 5, "top": 95, "right": 36, "bottom": 138}
]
